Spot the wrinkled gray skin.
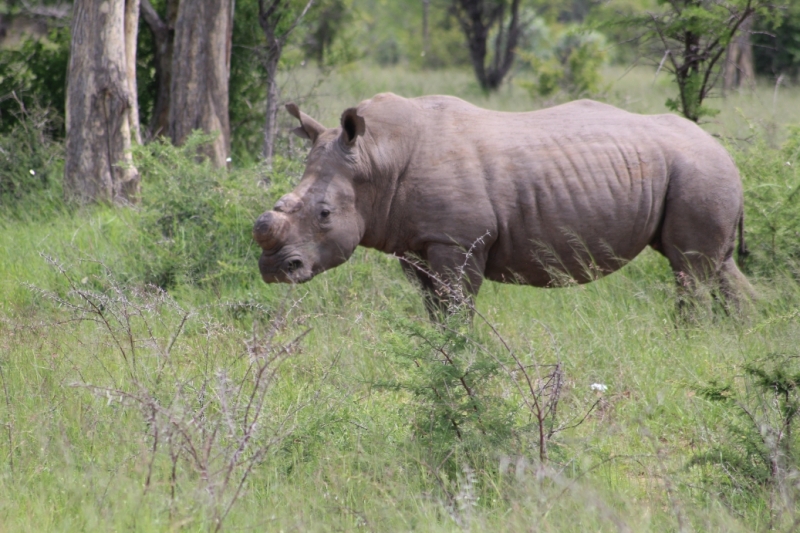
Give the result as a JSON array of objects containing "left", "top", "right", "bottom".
[{"left": 254, "top": 93, "right": 749, "bottom": 316}]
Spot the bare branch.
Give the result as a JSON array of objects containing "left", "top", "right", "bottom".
[{"left": 140, "top": 0, "right": 166, "bottom": 33}]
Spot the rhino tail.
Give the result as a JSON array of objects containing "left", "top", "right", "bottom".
[{"left": 737, "top": 209, "right": 750, "bottom": 265}]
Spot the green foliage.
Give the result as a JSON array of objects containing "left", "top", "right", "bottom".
[
  {"left": 133, "top": 0, "right": 161, "bottom": 135},
  {"left": 690, "top": 353, "right": 800, "bottom": 518},
  {"left": 588, "top": 0, "right": 658, "bottom": 65},
  {"left": 357, "top": 0, "right": 469, "bottom": 69},
  {"left": 664, "top": 71, "right": 719, "bottom": 120},
  {"left": 129, "top": 133, "right": 302, "bottom": 290},
  {"left": 611, "top": 0, "right": 769, "bottom": 122},
  {"left": 0, "top": 102, "right": 64, "bottom": 214},
  {"left": 375, "top": 313, "right": 513, "bottom": 461},
  {"left": 228, "top": 0, "right": 360, "bottom": 160},
  {"left": 373, "top": 301, "right": 577, "bottom": 478},
  {"left": 753, "top": 2, "right": 800, "bottom": 81},
  {"left": 228, "top": 0, "right": 270, "bottom": 161},
  {"left": 418, "top": 18, "right": 471, "bottom": 70},
  {"left": 0, "top": 26, "right": 70, "bottom": 135},
  {"left": 738, "top": 127, "right": 800, "bottom": 275},
  {"left": 518, "top": 25, "right": 607, "bottom": 99},
  {"left": 564, "top": 34, "right": 606, "bottom": 94},
  {"left": 301, "top": 0, "right": 353, "bottom": 65}
]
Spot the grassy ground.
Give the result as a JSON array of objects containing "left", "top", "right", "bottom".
[{"left": 1, "top": 65, "right": 800, "bottom": 532}]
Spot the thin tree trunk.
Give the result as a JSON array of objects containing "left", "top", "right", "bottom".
[
  {"left": 422, "top": 0, "right": 430, "bottom": 56},
  {"left": 169, "top": 0, "right": 234, "bottom": 167},
  {"left": 454, "top": 0, "right": 521, "bottom": 91},
  {"left": 258, "top": 0, "right": 314, "bottom": 163},
  {"left": 64, "top": 0, "right": 140, "bottom": 204},
  {"left": 125, "top": 0, "right": 141, "bottom": 144},
  {"left": 724, "top": 14, "right": 755, "bottom": 91},
  {"left": 263, "top": 59, "right": 280, "bottom": 162},
  {"left": 140, "top": 0, "right": 178, "bottom": 141},
  {"left": 0, "top": 13, "right": 8, "bottom": 42}
]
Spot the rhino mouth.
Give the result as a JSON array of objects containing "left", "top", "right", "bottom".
[{"left": 259, "top": 254, "right": 315, "bottom": 284}]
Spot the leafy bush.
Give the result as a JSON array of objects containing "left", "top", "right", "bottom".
[
  {"left": 376, "top": 313, "right": 514, "bottom": 459},
  {"left": 374, "top": 37, "right": 401, "bottom": 67},
  {"left": 739, "top": 127, "right": 800, "bottom": 276},
  {"left": 690, "top": 353, "right": 800, "bottom": 526},
  {"left": 753, "top": 2, "right": 800, "bottom": 82},
  {"left": 0, "top": 27, "right": 70, "bottom": 136},
  {"left": 518, "top": 25, "right": 607, "bottom": 99},
  {"left": 373, "top": 257, "right": 596, "bottom": 477},
  {"left": 0, "top": 102, "right": 64, "bottom": 215},
  {"left": 130, "top": 133, "right": 303, "bottom": 291}
]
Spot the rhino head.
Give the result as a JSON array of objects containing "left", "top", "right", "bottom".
[{"left": 253, "top": 103, "right": 367, "bottom": 284}]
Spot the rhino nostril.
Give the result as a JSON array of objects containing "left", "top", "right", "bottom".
[{"left": 285, "top": 260, "right": 303, "bottom": 273}]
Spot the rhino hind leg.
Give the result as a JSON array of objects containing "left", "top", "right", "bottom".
[
  {"left": 656, "top": 202, "right": 749, "bottom": 317},
  {"left": 718, "top": 256, "right": 755, "bottom": 314}
]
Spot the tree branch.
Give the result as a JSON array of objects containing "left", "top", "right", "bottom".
[{"left": 140, "top": 0, "right": 166, "bottom": 34}]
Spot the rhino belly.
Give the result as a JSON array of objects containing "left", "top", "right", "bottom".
[{"left": 483, "top": 142, "right": 669, "bottom": 287}]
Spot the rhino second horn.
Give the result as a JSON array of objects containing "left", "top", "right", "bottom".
[{"left": 253, "top": 211, "right": 289, "bottom": 250}]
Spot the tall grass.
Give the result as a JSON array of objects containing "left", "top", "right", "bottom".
[{"left": 1, "top": 65, "right": 800, "bottom": 531}]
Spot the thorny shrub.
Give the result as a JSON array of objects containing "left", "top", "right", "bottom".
[
  {"left": 31, "top": 255, "right": 332, "bottom": 531},
  {"left": 374, "top": 249, "right": 600, "bottom": 496},
  {"left": 690, "top": 353, "right": 800, "bottom": 530}
]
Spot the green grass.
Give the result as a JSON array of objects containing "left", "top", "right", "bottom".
[{"left": 1, "top": 64, "right": 800, "bottom": 531}]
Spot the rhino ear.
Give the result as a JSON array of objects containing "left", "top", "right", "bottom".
[
  {"left": 285, "top": 102, "right": 326, "bottom": 143},
  {"left": 340, "top": 107, "right": 365, "bottom": 146}
]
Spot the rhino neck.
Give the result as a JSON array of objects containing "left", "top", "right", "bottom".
[
  {"left": 356, "top": 113, "right": 420, "bottom": 254},
  {"left": 356, "top": 164, "right": 409, "bottom": 254}
]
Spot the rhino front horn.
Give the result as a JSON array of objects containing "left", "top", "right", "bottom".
[{"left": 253, "top": 211, "right": 289, "bottom": 251}]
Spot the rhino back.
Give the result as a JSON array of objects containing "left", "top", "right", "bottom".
[{"left": 363, "top": 96, "right": 738, "bottom": 286}]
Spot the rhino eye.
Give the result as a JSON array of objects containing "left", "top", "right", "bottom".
[{"left": 320, "top": 209, "right": 331, "bottom": 219}]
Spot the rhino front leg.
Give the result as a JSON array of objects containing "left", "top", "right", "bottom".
[
  {"left": 401, "top": 244, "right": 486, "bottom": 320},
  {"left": 400, "top": 258, "right": 446, "bottom": 319}
]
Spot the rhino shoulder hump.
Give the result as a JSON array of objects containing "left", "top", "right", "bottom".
[
  {"left": 650, "top": 112, "right": 697, "bottom": 129},
  {"left": 371, "top": 92, "right": 401, "bottom": 102},
  {"left": 563, "top": 99, "right": 620, "bottom": 112}
]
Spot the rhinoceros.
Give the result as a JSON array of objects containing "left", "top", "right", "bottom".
[{"left": 253, "top": 93, "right": 749, "bottom": 315}]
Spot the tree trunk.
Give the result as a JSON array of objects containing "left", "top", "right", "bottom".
[
  {"left": 0, "top": 13, "right": 8, "bottom": 42},
  {"left": 258, "top": 0, "right": 315, "bottom": 163},
  {"left": 263, "top": 58, "right": 280, "bottom": 163},
  {"left": 423, "top": 0, "right": 430, "bottom": 56},
  {"left": 125, "top": 0, "right": 142, "bottom": 144},
  {"left": 454, "top": 0, "right": 521, "bottom": 91},
  {"left": 724, "top": 14, "right": 755, "bottom": 91},
  {"left": 64, "top": 0, "right": 140, "bottom": 204},
  {"left": 169, "top": 0, "right": 234, "bottom": 167},
  {"left": 140, "top": 0, "right": 178, "bottom": 140}
]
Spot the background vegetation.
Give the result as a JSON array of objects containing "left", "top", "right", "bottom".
[{"left": 2, "top": 0, "right": 800, "bottom": 531}]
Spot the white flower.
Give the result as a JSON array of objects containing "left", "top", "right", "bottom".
[
  {"left": 226, "top": 157, "right": 232, "bottom": 163},
  {"left": 787, "top": 161, "right": 792, "bottom": 166},
  {"left": 29, "top": 169, "right": 35, "bottom": 175},
  {"left": 590, "top": 383, "right": 608, "bottom": 392}
]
